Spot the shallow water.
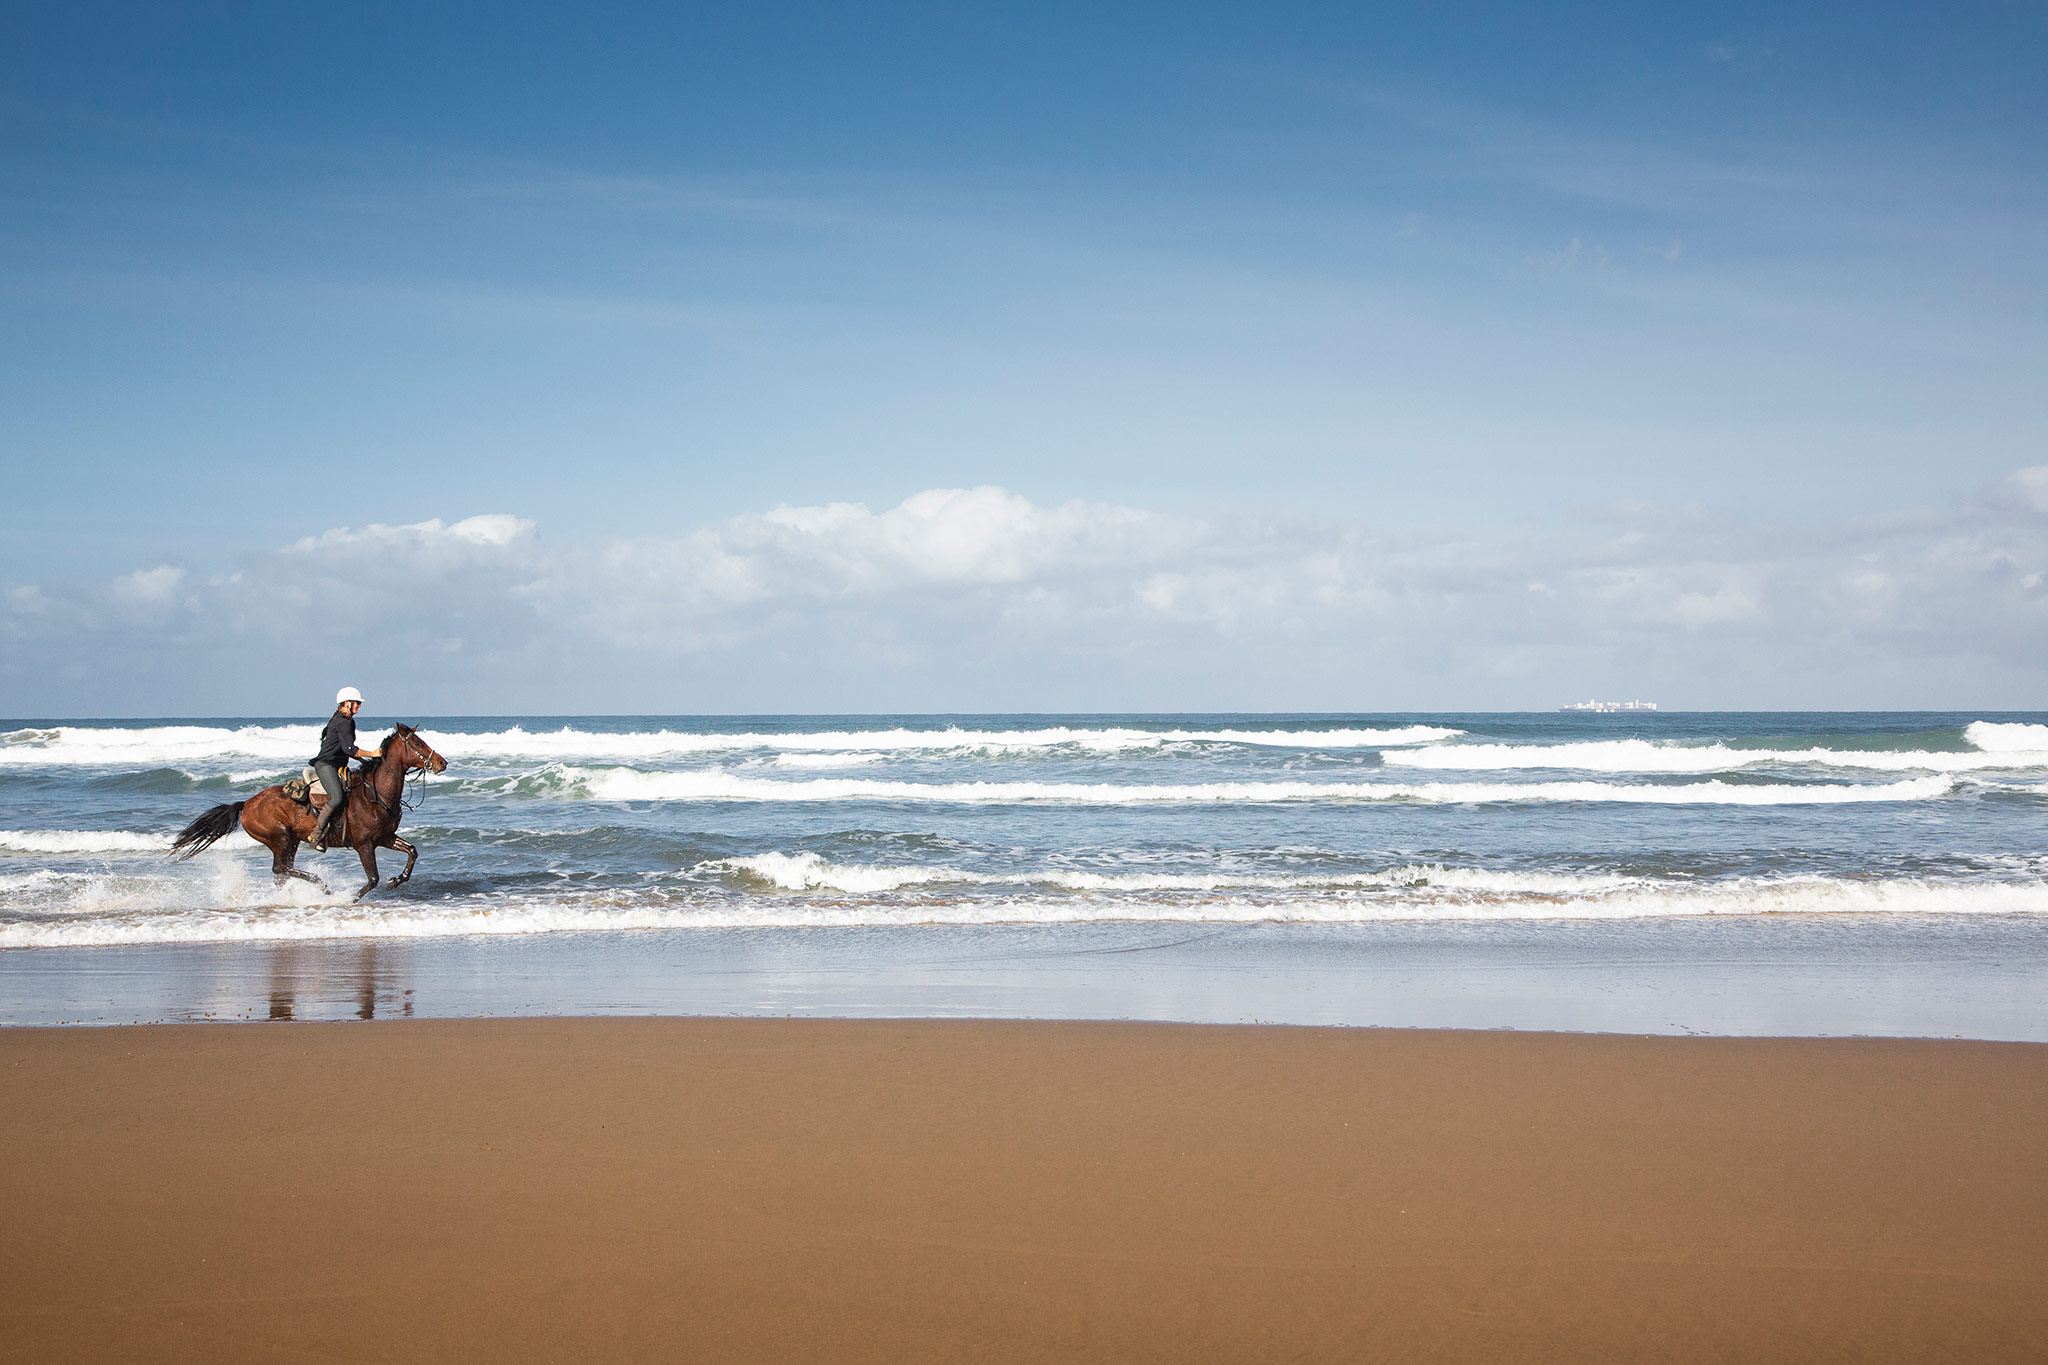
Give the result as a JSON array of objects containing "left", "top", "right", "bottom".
[{"left": 6, "top": 916, "right": 2045, "bottom": 1038}]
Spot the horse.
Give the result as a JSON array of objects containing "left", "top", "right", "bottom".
[{"left": 170, "top": 725, "right": 449, "bottom": 902}]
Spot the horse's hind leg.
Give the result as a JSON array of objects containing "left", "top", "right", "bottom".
[
  {"left": 379, "top": 836, "right": 418, "bottom": 889},
  {"left": 267, "top": 830, "right": 328, "bottom": 894},
  {"left": 278, "top": 833, "right": 329, "bottom": 894}
]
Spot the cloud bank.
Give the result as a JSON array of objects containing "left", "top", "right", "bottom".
[{"left": 4, "top": 478, "right": 2045, "bottom": 714}]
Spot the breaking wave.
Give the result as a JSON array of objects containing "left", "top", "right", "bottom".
[
  {"left": 771, "top": 752, "right": 887, "bottom": 769},
  {"left": 9, "top": 721, "right": 2037, "bottom": 776},
  {"left": 565, "top": 767, "right": 1955, "bottom": 806},
  {"left": 1967, "top": 721, "right": 2048, "bottom": 752},
  {"left": 0, "top": 829, "right": 172, "bottom": 854},
  {"left": 0, "top": 725, "right": 316, "bottom": 767},
  {"left": 1384, "top": 738, "right": 2048, "bottom": 773},
  {"left": 0, "top": 722, "right": 1461, "bottom": 768},
  {"left": 3, "top": 865, "right": 2043, "bottom": 947},
  {"left": 701, "top": 851, "right": 1633, "bottom": 895},
  {"left": 442, "top": 723, "right": 1463, "bottom": 756}
]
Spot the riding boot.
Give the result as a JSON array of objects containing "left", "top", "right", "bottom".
[{"left": 310, "top": 804, "right": 336, "bottom": 853}]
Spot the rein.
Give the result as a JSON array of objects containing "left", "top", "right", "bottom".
[
  {"left": 395, "top": 730, "right": 432, "bottom": 812},
  {"left": 362, "top": 731, "right": 434, "bottom": 816},
  {"left": 402, "top": 756, "right": 429, "bottom": 812}
]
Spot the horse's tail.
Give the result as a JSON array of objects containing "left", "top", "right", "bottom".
[{"left": 170, "top": 801, "right": 245, "bottom": 860}]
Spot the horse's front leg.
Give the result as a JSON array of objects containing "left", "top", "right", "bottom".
[
  {"left": 379, "top": 836, "right": 418, "bottom": 889},
  {"left": 352, "top": 844, "right": 380, "bottom": 903}
]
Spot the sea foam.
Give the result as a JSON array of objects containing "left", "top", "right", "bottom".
[
  {"left": 0, "top": 829, "right": 173, "bottom": 854},
  {"left": 1383, "top": 739, "right": 2048, "bottom": 773},
  {"left": 0, "top": 722, "right": 1461, "bottom": 768},
  {"left": 703, "top": 851, "right": 1636, "bottom": 895},
  {"left": 4, "top": 868, "right": 2043, "bottom": 948},
  {"left": 1967, "top": 721, "right": 2048, "bottom": 752},
  {"left": 0, "top": 725, "right": 317, "bottom": 767},
  {"left": 432, "top": 724, "right": 1463, "bottom": 757},
  {"left": 569, "top": 768, "right": 1954, "bottom": 806}
]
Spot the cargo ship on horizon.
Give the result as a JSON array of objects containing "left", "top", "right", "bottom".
[{"left": 1558, "top": 699, "right": 1659, "bottom": 713}]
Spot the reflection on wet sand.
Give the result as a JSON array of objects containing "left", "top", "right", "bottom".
[
  {"left": 8, "top": 916, "right": 2046, "bottom": 1036},
  {"left": 255, "top": 943, "right": 416, "bottom": 1022}
]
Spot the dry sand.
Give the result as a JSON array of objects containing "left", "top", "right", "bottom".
[{"left": 3, "top": 1019, "right": 2045, "bottom": 1362}]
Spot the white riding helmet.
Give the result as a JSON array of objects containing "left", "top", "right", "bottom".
[{"left": 336, "top": 686, "right": 364, "bottom": 706}]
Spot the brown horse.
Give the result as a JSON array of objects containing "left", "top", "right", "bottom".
[{"left": 170, "top": 725, "right": 449, "bottom": 902}]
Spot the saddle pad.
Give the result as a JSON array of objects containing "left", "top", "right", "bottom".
[
  {"left": 301, "top": 765, "right": 355, "bottom": 788},
  {"left": 297, "top": 766, "right": 353, "bottom": 806}
]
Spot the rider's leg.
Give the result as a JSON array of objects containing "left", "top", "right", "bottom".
[{"left": 310, "top": 761, "right": 344, "bottom": 850}]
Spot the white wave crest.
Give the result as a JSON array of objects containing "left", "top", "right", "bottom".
[
  {"left": 0, "top": 724, "right": 318, "bottom": 767},
  {"left": 0, "top": 857, "right": 326, "bottom": 923},
  {"left": 1968, "top": 721, "right": 2048, "bottom": 753},
  {"left": 436, "top": 723, "right": 1460, "bottom": 757},
  {"left": 709, "top": 852, "right": 965, "bottom": 893},
  {"left": 4, "top": 872, "right": 2043, "bottom": 947},
  {"left": 771, "top": 752, "right": 887, "bottom": 769},
  {"left": 570, "top": 767, "right": 1954, "bottom": 806},
  {"left": 0, "top": 721, "right": 1461, "bottom": 768},
  {"left": 0, "top": 829, "right": 170, "bottom": 854},
  {"left": 704, "top": 851, "right": 1635, "bottom": 895},
  {"left": 1385, "top": 739, "right": 2048, "bottom": 774}
]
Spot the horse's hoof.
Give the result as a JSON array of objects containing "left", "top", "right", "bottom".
[{"left": 385, "top": 877, "right": 403, "bottom": 889}]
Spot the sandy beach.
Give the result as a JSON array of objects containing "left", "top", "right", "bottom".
[{"left": 3, "top": 1020, "right": 2044, "bottom": 1361}]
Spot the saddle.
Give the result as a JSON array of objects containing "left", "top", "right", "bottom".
[
  {"left": 284, "top": 766, "right": 358, "bottom": 808},
  {"left": 282, "top": 766, "right": 357, "bottom": 847}
]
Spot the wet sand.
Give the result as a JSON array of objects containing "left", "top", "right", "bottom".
[
  {"left": 3, "top": 1020, "right": 2045, "bottom": 1362},
  {"left": 11, "top": 916, "right": 2048, "bottom": 1037}
]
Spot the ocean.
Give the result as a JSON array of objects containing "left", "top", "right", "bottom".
[{"left": 4, "top": 712, "right": 2047, "bottom": 1032}]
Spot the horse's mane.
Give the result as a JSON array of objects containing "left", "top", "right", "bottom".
[{"left": 357, "top": 729, "right": 402, "bottom": 777}]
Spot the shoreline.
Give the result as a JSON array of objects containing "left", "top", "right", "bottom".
[{"left": 5, "top": 1018, "right": 2045, "bottom": 1361}]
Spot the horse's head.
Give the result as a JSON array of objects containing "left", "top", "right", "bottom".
[{"left": 386, "top": 723, "right": 449, "bottom": 774}]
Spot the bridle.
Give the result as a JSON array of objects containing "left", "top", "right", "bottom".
[
  {"left": 396, "top": 729, "right": 440, "bottom": 812},
  {"left": 364, "top": 729, "right": 440, "bottom": 814}
]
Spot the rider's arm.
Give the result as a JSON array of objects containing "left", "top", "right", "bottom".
[{"left": 355, "top": 747, "right": 379, "bottom": 760}]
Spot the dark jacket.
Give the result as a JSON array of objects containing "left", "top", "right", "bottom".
[{"left": 314, "top": 710, "right": 358, "bottom": 768}]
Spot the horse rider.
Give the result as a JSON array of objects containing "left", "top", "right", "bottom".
[{"left": 311, "top": 686, "right": 379, "bottom": 851}]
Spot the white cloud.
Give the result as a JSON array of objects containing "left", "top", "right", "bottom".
[
  {"left": 111, "top": 564, "right": 186, "bottom": 609},
  {"left": 7, "top": 479, "right": 2048, "bottom": 711},
  {"left": 446, "top": 514, "right": 532, "bottom": 546},
  {"left": 2008, "top": 466, "right": 2048, "bottom": 514},
  {"left": 288, "top": 515, "right": 538, "bottom": 552},
  {"left": 746, "top": 486, "right": 1161, "bottom": 588}
]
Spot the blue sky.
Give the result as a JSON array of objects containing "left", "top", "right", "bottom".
[{"left": 3, "top": 2, "right": 2044, "bottom": 713}]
